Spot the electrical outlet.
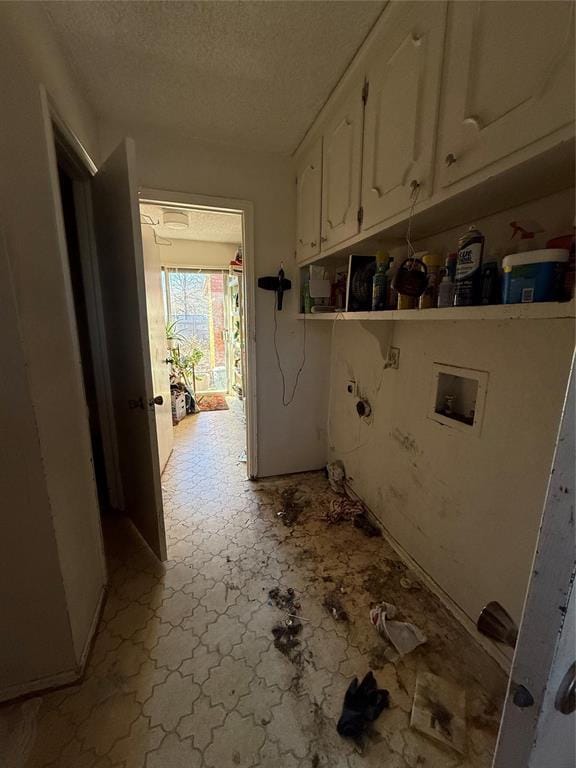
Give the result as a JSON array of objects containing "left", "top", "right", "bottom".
[{"left": 388, "top": 347, "right": 400, "bottom": 369}]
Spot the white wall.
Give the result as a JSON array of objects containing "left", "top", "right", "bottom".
[
  {"left": 102, "top": 123, "right": 332, "bottom": 477},
  {"left": 0, "top": 4, "right": 106, "bottom": 697},
  {"left": 328, "top": 189, "right": 575, "bottom": 626}
]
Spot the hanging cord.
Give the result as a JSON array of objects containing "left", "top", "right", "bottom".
[
  {"left": 273, "top": 299, "right": 307, "bottom": 407},
  {"left": 405, "top": 180, "right": 421, "bottom": 263},
  {"left": 326, "top": 312, "right": 371, "bottom": 456}
]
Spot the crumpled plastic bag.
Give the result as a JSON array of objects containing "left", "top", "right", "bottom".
[
  {"left": 326, "top": 460, "right": 347, "bottom": 495},
  {"left": 370, "top": 601, "right": 427, "bottom": 656}
]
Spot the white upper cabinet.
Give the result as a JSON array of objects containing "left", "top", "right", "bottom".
[
  {"left": 437, "top": 1, "right": 575, "bottom": 190},
  {"left": 296, "top": 138, "right": 322, "bottom": 263},
  {"left": 361, "top": 2, "right": 447, "bottom": 233},
  {"left": 321, "top": 80, "right": 364, "bottom": 250}
]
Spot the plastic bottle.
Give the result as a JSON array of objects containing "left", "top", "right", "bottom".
[
  {"left": 419, "top": 253, "right": 443, "bottom": 309},
  {"left": 385, "top": 257, "right": 398, "bottom": 309},
  {"left": 480, "top": 252, "right": 502, "bottom": 305},
  {"left": 372, "top": 251, "right": 389, "bottom": 311},
  {"left": 437, "top": 271, "right": 455, "bottom": 308},
  {"left": 454, "top": 226, "right": 485, "bottom": 306}
]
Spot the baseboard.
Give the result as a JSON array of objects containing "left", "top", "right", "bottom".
[
  {"left": 0, "top": 585, "right": 107, "bottom": 705},
  {"left": 344, "top": 481, "right": 513, "bottom": 677},
  {"left": 0, "top": 666, "right": 80, "bottom": 705}
]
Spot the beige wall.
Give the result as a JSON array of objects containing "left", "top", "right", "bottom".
[
  {"left": 328, "top": 188, "right": 575, "bottom": 627},
  {"left": 0, "top": 4, "right": 106, "bottom": 698},
  {"left": 102, "top": 123, "right": 332, "bottom": 477}
]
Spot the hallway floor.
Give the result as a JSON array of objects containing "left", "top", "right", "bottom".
[{"left": 7, "top": 404, "right": 506, "bottom": 768}]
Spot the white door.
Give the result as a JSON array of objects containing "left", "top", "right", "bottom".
[
  {"left": 92, "top": 139, "right": 167, "bottom": 560},
  {"left": 437, "top": 1, "right": 575, "bottom": 191},
  {"left": 141, "top": 224, "right": 173, "bottom": 473},
  {"left": 493, "top": 353, "right": 575, "bottom": 768},
  {"left": 321, "top": 79, "right": 364, "bottom": 251},
  {"left": 361, "top": 1, "right": 446, "bottom": 232},
  {"left": 295, "top": 137, "right": 322, "bottom": 263},
  {"left": 529, "top": 584, "right": 575, "bottom": 768}
]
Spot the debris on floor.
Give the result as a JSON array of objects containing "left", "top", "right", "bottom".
[
  {"left": 322, "top": 590, "right": 349, "bottom": 622},
  {"left": 268, "top": 586, "right": 299, "bottom": 612},
  {"left": 326, "top": 460, "right": 347, "bottom": 494},
  {"left": 272, "top": 619, "right": 303, "bottom": 659},
  {"left": 370, "top": 601, "right": 427, "bottom": 657},
  {"left": 410, "top": 672, "right": 467, "bottom": 755},
  {"left": 265, "top": 485, "right": 306, "bottom": 526},
  {"left": 336, "top": 671, "right": 390, "bottom": 740},
  {"left": 352, "top": 510, "right": 382, "bottom": 538},
  {"left": 269, "top": 587, "right": 308, "bottom": 672},
  {"left": 324, "top": 462, "right": 382, "bottom": 537}
]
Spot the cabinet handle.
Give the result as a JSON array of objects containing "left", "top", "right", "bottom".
[
  {"left": 445, "top": 153, "right": 457, "bottom": 167},
  {"left": 321, "top": 236, "right": 328, "bottom": 243},
  {"left": 311, "top": 241, "right": 318, "bottom": 248},
  {"left": 298, "top": 238, "right": 304, "bottom": 245}
]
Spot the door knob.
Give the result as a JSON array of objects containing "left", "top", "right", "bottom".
[
  {"left": 512, "top": 684, "right": 534, "bottom": 709},
  {"left": 149, "top": 395, "right": 163, "bottom": 407}
]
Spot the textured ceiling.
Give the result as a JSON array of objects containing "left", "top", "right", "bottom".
[
  {"left": 141, "top": 204, "right": 243, "bottom": 243},
  {"left": 43, "top": 0, "right": 384, "bottom": 153}
]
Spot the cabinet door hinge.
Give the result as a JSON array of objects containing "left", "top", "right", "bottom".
[
  {"left": 357, "top": 206, "right": 364, "bottom": 226},
  {"left": 362, "top": 80, "right": 369, "bottom": 105}
]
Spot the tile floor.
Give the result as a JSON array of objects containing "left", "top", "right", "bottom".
[{"left": 4, "top": 401, "right": 507, "bottom": 768}]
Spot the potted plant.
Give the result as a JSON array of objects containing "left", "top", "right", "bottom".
[{"left": 165, "top": 321, "right": 183, "bottom": 351}]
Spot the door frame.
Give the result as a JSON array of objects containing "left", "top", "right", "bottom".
[
  {"left": 43, "top": 87, "right": 124, "bottom": 511},
  {"left": 493, "top": 350, "right": 575, "bottom": 766},
  {"left": 141, "top": 188, "right": 258, "bottom": 479}
]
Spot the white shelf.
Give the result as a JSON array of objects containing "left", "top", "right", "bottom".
[{"left": 297, "top": 300, "right": 575, "bottom": 322}]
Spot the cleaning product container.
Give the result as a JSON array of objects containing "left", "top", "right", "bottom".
[{"left": 502, "top": 249, "right": 568, "bottom": 304}]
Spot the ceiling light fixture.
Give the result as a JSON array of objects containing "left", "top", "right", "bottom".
[{"left": 163, "top": 210, "right": 188, "bottom": 230}]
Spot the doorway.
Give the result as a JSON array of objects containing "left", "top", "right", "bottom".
[
  {"left": 139, "top": 195, "right": 256, "bottom": 479},
  {"left": 56, "top": 159, "right": 110, "bottom": 512}
]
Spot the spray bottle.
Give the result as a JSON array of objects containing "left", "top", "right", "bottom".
[{"left": 509, "top": 220, "right": 544, "bottom": 252}]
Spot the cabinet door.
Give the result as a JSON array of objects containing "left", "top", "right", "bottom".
[
  {"left": 296, "top": 138, "right": 322, "bottom": 263},
  {"left": 361, "top": 1, "right": 447, "bottom": 232},
  {"left": 438, "top": 1, "right": 575, "bottom": 190},
  {"left": 321, "top": 81, "right": 364, "bottom": 250}
]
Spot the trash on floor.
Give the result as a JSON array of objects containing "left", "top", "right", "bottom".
[
  {"left": 322, "top": 590, "right": 349, "bottom": 622},
  {"left": 353, "top": 510, "right": 382, "bottom": 538},
  {"left": 370, "top": 602, "right": 427, "bottom": 656},
  {"left": 268, "top": 586, "right": 299, "bottom": 612},
  {"left": 410, "top": 672, "right": 466, "bottom": 755},
  {"left": 269, "top": 587, "right": 309, "bottom": 671},
  {"left": 326, "top": 460, "right": 347, "bottom": 494},
  {"left": 272, "top": 619, "right": 303, "bottom": 659},
  {"left": 324, "top": 462, "right": 382, "bottom": 537},
  {"left": 324, "top": 497, "right": 382, "bottom": 538},
  {"left": 277, "top": 486, "right": 305, "bottom": 526},
  {"left": 336, "top": 671, "right": 390, "bottom": 740}
]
